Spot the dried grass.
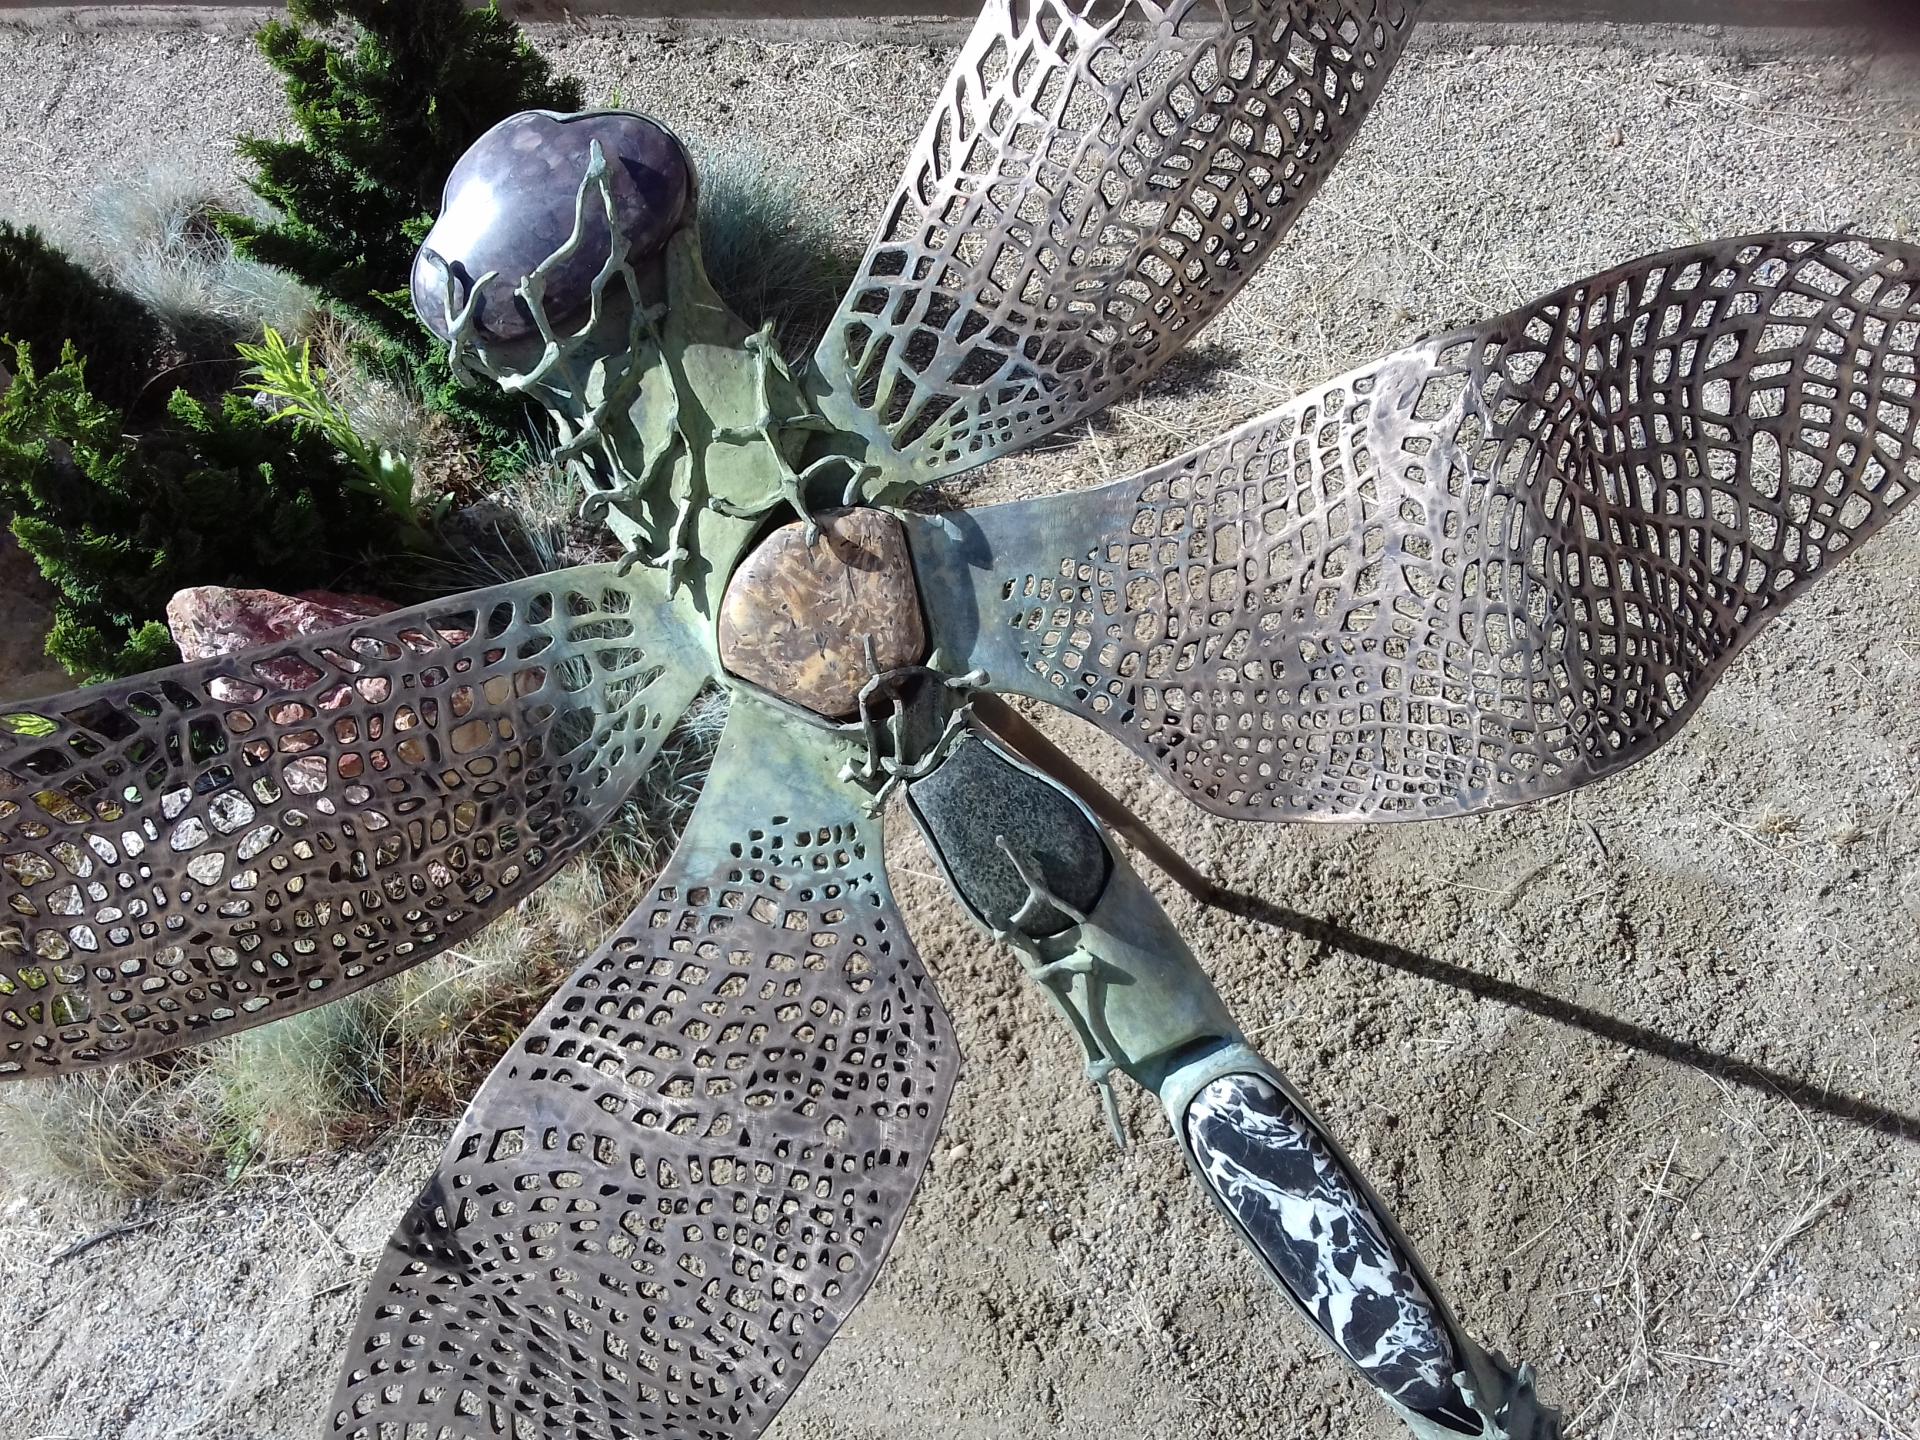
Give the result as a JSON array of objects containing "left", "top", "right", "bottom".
[
  {"left": 0, "top": 1064, "right": 218, "bottom": 1198},
  {"left": 598, "top": 690, "right": 728, "bottom": 871},
  {"left": 76, "top": 168, "right": 318, "bottom": 347},
  {"left": 0, "top": 696, "right": 721, "bottom": 1201},
  {"left": 355, "top": 859, "right": 627, "bottom": 1120},
  {"left": 0, "top": 663, "right": 727, "bottom": 1201},
  {"left": 477, "top": 430, "right": 604, "bottom": 576},
  {"left": 697, "top": 138, "right": 861, "bottom": 360},
  {"left": 313, "top": 317, "right": 436, "bottom": 463}
]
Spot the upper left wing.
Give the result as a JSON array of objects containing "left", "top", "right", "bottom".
[
  {"left": 811, "top": 0, "right": 1421, "bottom": 484},
  {"left": 0, "top": 564, "right": 709, "bottom": 1078},
  {"left": 328, "top": 694, "right": 959, "bottom": 1440}
]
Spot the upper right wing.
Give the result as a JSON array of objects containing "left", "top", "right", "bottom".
[
  {"left": 908, "top": 233, "right": 1920, "bottom": 821},
  {"left": 0, "top": 563, "right": 709, "bottom": 1078},
  {"left": 811, "top": 0, "right": 1421, "bottom": 483}
]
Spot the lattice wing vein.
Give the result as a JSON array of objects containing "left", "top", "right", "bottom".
[
  {"left": 329, "top": 697, "right": 959, "bottom": 1440},
  {"left": 0, "top": 564, "right": 709, "bottom": 1076},
  {"left": 911, "top": 233, "right": 1920, "bottom": 819},
  {"left": 813, "top": 0, "right": 1420, "bottom": 481}
]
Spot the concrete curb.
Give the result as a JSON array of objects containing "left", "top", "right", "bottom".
[
  {"left": 1, "top": 0, "right": 1915, "bottom": 52},
  {"left": 491, "top": 0, "right": 1914, "bottom": 24},
  {"left": 0, "top": 0, "right": 1903, "bottom": 15}
]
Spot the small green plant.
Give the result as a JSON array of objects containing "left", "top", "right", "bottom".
[
  {"left": 208, "top": 997, "right": 381, "bottom": 1175},
  {"left": 221, "top": 0, "right": 582, "bottom": 457},
  {"left": 240, "top": 326, "right": 445, "bottom": 544},
  {"left": 0, "top": 341, "right": 390, "bottom": 682}
]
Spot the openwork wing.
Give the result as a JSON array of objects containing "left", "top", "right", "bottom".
[
  {"left": 812, "top": 0, "right": 1420, "bottom": 481},
  {"left": 0, "top": 565, "right": 709, "bottom": 1077},
  {"left": 910, "top": 233, "right": 1920, "bottom": 820},
  {"left": 328, "top": 695, "right": 959, "bottom": 1440}
]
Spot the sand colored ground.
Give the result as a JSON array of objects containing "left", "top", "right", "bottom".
[{"left": 0, "top": 14, "right": 1916, "bottom": 1440}]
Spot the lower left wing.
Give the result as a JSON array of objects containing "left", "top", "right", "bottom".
[{"left": 327, "top": 694, "right": 960, "bottom": 1440}]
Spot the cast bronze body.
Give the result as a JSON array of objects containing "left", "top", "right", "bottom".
[{"left": 1, "top": 4, "right": 1915, "bottom": 1439}]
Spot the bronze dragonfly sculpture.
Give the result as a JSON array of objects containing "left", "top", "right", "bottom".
[{"left": 3, "top": 2, "right": 1916, "bottom": 1436}]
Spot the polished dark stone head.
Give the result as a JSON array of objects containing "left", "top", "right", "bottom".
[{"left": 411, "top": 109, "right": 692, "bottom": 348}]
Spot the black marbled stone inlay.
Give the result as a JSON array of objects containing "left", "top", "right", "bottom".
[
  {"left": 1187, "top": 1073, "right": 1480, "bottom": 1430},
  {"left": 411, "top": 109, "right": 691, "bottom": 345}
]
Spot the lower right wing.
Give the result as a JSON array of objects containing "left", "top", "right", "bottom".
[{"left": 328, "top": 694, "right": 960, "bottom": 1440}]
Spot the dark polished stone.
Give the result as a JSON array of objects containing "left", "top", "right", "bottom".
[
  {"left": 411, "top": 109, "right": 691, "bottom": 346},
  {"left": 907, "top": 735, "right": 1112, "bottom": 939},
  {"left": 1187, "top": 1074, "right": 1481, "bottom": 1433}
]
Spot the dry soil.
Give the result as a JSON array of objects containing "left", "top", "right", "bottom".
[{"left": 0, "top": 15, "right": 1916, "bottom": 1440}]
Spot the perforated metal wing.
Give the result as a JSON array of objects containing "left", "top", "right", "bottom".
[
  {"left": 812, "top": 0, "right": 1420, "bottom": 481},
  {"left": 328, "top": 694, "right": 958, "bottom": 1440},
  {"left": 0, "top": 565, "right": 709, "bottom": 1077},
  {"left": 908, "top": 233, "right": 1920, "bottom": 820}
]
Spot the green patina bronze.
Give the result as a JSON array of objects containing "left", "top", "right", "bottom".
[{"left": 436, "top": 140, "right": 883, "bottom": 613}]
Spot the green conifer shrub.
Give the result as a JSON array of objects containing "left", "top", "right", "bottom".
[
  {"left": 220, "top": 0, "right": 582, "bottom": 450},
  {"left": 0, "top": 341, "right": 389, "bottom": 683},
  {"left": 0, "top": 222, "right": 166, "bottom": 414}
]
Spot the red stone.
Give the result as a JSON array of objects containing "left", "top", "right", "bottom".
[{"left": 168, "top": 587, "right": 398, "bottom": 703}]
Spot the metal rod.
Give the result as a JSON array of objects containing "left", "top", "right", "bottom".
[{"left": 971, "top": 692, "right": 1227, "bottom": 908}]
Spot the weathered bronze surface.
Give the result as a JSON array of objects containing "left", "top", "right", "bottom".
[
  {"left": 329, "top": 697, "right": 957, "bottom": 1440},
  {"left": 910, "top": 233, "right": 1920, "bottom": 822},
  {"left": 813, "top": 0, "right": 1420, "bottom": 482},
  {"left": 4, "top": 3, "right": 1918, "bottom": 1438},
  {"left": 718, "top": 508, "right": 928, "bottom": 717}
]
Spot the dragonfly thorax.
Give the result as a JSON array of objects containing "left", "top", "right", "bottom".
[{"left": 717, "top": 508, "right": 927, "bottom": 720}]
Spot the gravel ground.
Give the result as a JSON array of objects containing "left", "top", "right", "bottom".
[{"left": 1, "top": 14, "right": 1917, "bottom": 1440}]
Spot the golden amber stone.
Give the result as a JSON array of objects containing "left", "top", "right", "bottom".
[{"left": 717, "top": 508, "right": 928, "bottom": 719}]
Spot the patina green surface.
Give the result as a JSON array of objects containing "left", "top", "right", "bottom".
[{"left": 434, "top": 140, "right": 902, "bottom": 627}]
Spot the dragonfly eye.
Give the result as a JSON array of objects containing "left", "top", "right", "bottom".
[{"left": 411, "top": 109, "right": 692, "bottom": 347}]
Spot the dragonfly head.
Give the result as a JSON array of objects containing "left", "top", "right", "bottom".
[{"left": 411, "top": 109, "right": 693, "bottom": 385}]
